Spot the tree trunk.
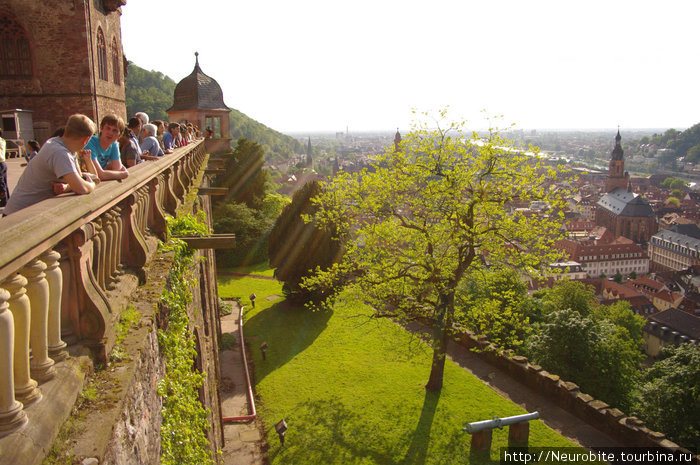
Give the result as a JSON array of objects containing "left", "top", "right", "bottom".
[
  {"left": 425, "top": 326, "right": 449, "bottom": 391},
  {"left": 425, "top": 294, "right": 453, "bottom": 392}
]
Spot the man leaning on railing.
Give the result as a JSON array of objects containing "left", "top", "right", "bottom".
[{"left": 2, "top": 114, "right": 97, "bottom": 216}]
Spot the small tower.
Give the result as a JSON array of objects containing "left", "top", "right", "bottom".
[
  {"left": 394, "top": 128, "right": 402, "bottom": 152},
  {"left": 605, "top": 128, "right": 630, "bottom": 192},
  {"left": 167, "top": 52, "right": 232, "bottom": 153}
]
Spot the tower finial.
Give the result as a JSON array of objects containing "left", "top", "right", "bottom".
[{"left": 195, "top": 51, "right": 199, "bottom": 67}]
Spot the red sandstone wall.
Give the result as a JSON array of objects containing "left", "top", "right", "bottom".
[{"left": 0, "top": 0, "right": 126, "bottom": 134}]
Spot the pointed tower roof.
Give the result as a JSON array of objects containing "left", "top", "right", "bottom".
[
  {"left": 168, "top": 52, "right": 231, "bottom": 112},
  {"left": 611, "top": 128, "right": 624, "bottom": 160}
]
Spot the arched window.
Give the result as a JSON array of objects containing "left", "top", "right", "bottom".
[
  {"left": 0, "top": 14, "right": 32, "bottom": 77},
  {"left": 96, "top": 27, "right": 108, "bottom": 81},
  {"left": 111, "top": 36, "right": 120, "bottom": 85}
]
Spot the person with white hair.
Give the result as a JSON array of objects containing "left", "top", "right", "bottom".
[
  {"left": 134, "top": 112, "right": 149, "bottom": 143},
  {"left": 140, "top": 123, "right": 164, "bottom": 157}
]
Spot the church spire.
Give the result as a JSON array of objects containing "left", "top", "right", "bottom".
[
  {"left": 611, "top": 127, "right": 624, "bottom": 161},
  {"left": 394, "top": 128, "right": 401, "bottom": 152}
]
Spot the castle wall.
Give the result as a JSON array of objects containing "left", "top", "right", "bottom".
[{"left": 0, "top": 0, "right": 126, "bottom": 136}]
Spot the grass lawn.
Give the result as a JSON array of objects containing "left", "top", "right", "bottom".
[
  {"left": 218, "top": 272, "right": 587, "bottom": 465},
  {"left": 218, "top": 262, "right": 276, "bottom": 277}
]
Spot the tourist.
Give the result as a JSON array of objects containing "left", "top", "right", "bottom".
[
  {"left": 84, "top": 114, "right": 130, "bottom": 180},
  {"left": 134, "top": 112, "right": 149, "bottom": 143},
  {"left": 25, "top": 140, "right": 41, "bottom": 162},
  {"left": 178, "top": 124, "right": 189, "bottom": 146},
  {"left": 3, "top": 114, "right": 97, "bottom": 215},
  {"left": 162, "top": 122, "right": 180, "bottom": 153},
  {"left": 0, "top": 128, "right": 8, "bottom": 207},
  {"left": 121, "top": 117, "right": 143, "bottom": 167},
  {"left": 140, "top": 123, "right": 164, "bottom": 157},
  {"left": 151, "top": 120, "right": 165, "bottom": 150}
]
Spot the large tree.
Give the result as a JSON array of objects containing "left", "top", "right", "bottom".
[
  {"left": 214, "top": 137, "right": 268, "bottom": 210},
  {"left": 303, "top": 112, "right": 571, "bottom": 391},
  {"left": 268, "top": 181, "right": 344, "bottom": 303},
  {"left": 634, "top": 343, "right": 700, "bottom": 450}
]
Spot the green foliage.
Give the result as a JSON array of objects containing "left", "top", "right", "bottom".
[
  {"left": 526, "top": 282, "right": 645, "bottom": 410},
  {"left": 666, "top": 196, "right": 680, "bottom": 207},
  {"left": 524, "top": 308, "right": 642, "bottom": 410},
  {"left": 303, "top": 110, "right": 572, "bottom": 391},
  {"left": 229, "top": 109, "right": 303, "bottom": 162},
  {"left": 115, "top": 305, "right": 140, "bottom": 345},
  {"left": 261, "top": 192, "right": 291, "bottom": 219},
  {"left": 215, "top": 138, "right": 269, "bottom": 209},
  {"left": 158, "top": 228, "right": 213, "bottom": 465},
  {"left": 125, "top": 64, "right": 176, "bottom": 121},
  {"left": 533, "top": 280, "right": 598, "bottom": 322},
  {"left": 213, "top": 202, "right": 272, "bottom": 267},
  {"left": 660, "top": 177, "right": 687, "bottom": 189},
  {"left": 591, "top": 300, "right": 645, "bottom": 346},
  {"left": 268, "top": 181, "right": 344, "bottom": 303},
  {"left": 166, "top": 210, "right": 209, "bottom": 237},
  {"left": 218, "top": 298, "right": 233, "bottom": 316},
  {"left": 633, "top": 343, "right": 700, "bottom": 449},
  {"left": 455, "top": 268, "right": 533, "bottom": 350}
]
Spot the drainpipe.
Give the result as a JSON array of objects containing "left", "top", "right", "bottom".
[{"left": 222, "top": 304, "right": 256, "bottom": 423}]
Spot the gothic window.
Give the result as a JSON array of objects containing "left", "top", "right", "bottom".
[
  {"left": 96, "top": 27, "right": 108, "bottom": 81},
  {"left": 111, "top": 36, "right": 120, "bottom": 84},
  {"left": 0, "top": 14, "right": 32, "bottom": 77}
]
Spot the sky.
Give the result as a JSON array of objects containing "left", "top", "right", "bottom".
[{"left": 121, "top": 0, "right": 700, "bottom": 134}]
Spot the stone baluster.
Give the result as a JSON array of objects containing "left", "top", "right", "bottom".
[
  {"left": 96, "top": 217, "right": 109, "bottom": 290},
  {"left": 40, "top": 250, "right": 67, "bottom": 362},
  {"left": 112, "top": 206, "right": 125, "bottom": 279},
  {"left": 3, "top": 274, "right": 41, "bottom": 405},
  {"left": 0, "top": 288, "right": 27, "bottom": 436},
  {"left": 91, "top": 217, "right": 104, "bottom": 290},
  {"left": 102, "top": 212, "right": 117, "bottom": 290},
  {"left": 21, "top": 259, "right": 56, "bottom": 382}
]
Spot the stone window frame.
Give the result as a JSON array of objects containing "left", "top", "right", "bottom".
[
  {"left": 96, "top": 26, "right": 108, "bottom": 81},
  {"left": 0, "top": 13, "right": 32, "bottom": 77},
  {"left": 110, "top": 36, "right": 120, "bottom": 85}
]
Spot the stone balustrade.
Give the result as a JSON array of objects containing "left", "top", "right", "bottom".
[{"left": 0, "top": 141, "right": 206, "bottom": 437}]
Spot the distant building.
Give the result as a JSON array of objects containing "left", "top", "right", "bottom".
[
  {"left": 557, "top": 234, "right": 649, "bottom": 278},
  {"left": 648, "top": 224, "right": 700, "bottom": 272},
  {"left": 595, "top": 131, "right": 657, "bottom": 243},
  {"left": 643, "top": 308, "right": 700, "bottom": 358}
]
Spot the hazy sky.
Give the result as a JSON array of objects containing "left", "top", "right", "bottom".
[{"left": 121, "top": 1, "right": 699, "bottom": 133}]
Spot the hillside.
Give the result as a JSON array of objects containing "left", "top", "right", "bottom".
[
  {"left": 125, "top": 63, "right": 302, "bottom": 161},
  {"left": 641, "top": 123, "right": 700, "bottom": 162}
]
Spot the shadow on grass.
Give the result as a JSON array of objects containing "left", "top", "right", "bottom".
[
  {"left": 268, "top": 397, "right": 399, "bottom": 465},
  {"left": 399, "top": 390, "right": 441, "bottom": 465},
  {"left": 243, "top": 299, "right": 332, "bottom": 383}
]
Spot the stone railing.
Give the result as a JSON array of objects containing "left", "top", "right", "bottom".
[
  {"left": 451, "top": 325, "right": 699, "bottom": 463},
  {"left": 0, "top": 141, "right": 206, "bottom": 437}
]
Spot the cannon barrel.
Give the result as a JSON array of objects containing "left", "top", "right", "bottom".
[{"left": 462, "top": 411, "right": 540, "bottom": 434}]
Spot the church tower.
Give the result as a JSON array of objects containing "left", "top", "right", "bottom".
[
  {"left": 394, "top": 128, "right": 402, "bottom": 152},
  {"left": 605, "top": 129, "right": 630, "bottom": 192}
]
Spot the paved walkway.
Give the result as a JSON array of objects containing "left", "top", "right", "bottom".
[{"left": 219, "top": 303, "right": 265, "bottom": 465}]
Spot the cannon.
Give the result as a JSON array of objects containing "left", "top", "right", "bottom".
[
  {"left": 463, "top": 411, "right": 540, "bottom": 434},
  {"left": 463, "top": 411, "right": 540, "bottom": 453}
]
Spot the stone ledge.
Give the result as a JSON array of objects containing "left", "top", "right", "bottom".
[{"left": 0, "top": 356, "right": 88, "bottom": 465}]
